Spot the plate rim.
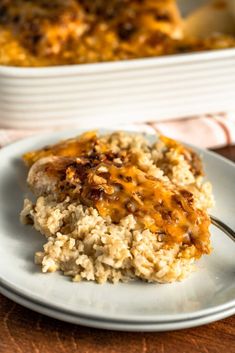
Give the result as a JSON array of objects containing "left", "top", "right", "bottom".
[
  {"left": 1, "top": 276, "right": 235, "bottom": 324},
  {"left": 1, "top": 281, "right": 235, "bottom": 332}
]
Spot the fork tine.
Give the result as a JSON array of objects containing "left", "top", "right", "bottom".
[{"left": 210, "top": 215, "right": 235, "bottom": 242}]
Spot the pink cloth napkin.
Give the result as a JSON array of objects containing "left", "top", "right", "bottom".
[{"left": 0, "top": 112, "right": 235, "bottom": 149}]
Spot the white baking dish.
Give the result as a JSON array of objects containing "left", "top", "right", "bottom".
[{"left": 0, "top": 1, "right": 235, "bottom": 129}]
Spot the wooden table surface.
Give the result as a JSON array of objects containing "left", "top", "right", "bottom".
[{"left": 0, "top": 145, "right": 235, "bottom": 353}]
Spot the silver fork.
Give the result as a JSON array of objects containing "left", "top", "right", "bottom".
[{"left": 210, "top": 215, "right": 235, "bottom": 242}]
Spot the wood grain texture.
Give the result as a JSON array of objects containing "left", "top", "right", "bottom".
[{"left": 0, "top": 146, "right": 235, "bottom": 353}]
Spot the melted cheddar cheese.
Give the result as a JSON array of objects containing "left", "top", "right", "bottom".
[
  {"left": 23, "top": 131, "right": 211, "bottom": 257},
  {"left": 0, "top": 0, "right": 183, "bottom": 67},
  {"left": 93, "top": 164, "right": 210, "bottom": 254},
  {"left": 23, "top": 131, "right": 98, "bottom": 166}
]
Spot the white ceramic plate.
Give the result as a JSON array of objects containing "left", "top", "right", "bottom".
[
  {"left": 0, "top": 130, "right": 234, "bottom": 330},
  {"left": 1, "top": 284, "right": 235, "bottom": 332}
]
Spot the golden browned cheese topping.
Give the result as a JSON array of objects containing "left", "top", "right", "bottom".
[
  {"left": 23, "top": 131, "right": 99, "bottom": 166},
  {"left": 2, "top": 0, "right": 234, "bottom": 67},
  {"left": 24, "top": 131, "right": 211, "bottom": 256},
  {"left": 90, "top": 164, "right": 210, "bottom": 254},
  {"left": 0, "top": 0, "right": 183, "bottom": 66},
  {"left": 40, "top": 158, "right": 210, "bottom": 255}
]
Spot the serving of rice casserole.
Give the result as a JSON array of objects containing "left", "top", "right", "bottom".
[
  {"left": 20, "top": 131, "right": 214, "bottom": 284},
  {"left": 1, "top": 0, "right": 235, "bottom": 67}
]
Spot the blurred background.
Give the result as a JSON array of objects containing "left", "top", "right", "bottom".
[{"left": 0, "top": 0, "right": 234, "bottom": 148}]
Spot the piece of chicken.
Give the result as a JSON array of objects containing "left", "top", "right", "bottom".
[
  {"left": 26, "top": 151, "right": 211, "bottom": 255},
  {"left": 23, "top": 131, "right": 98, "bottom": 167},
  {"left": 27, "top": 156, "right": 75, "bottom": 197}
]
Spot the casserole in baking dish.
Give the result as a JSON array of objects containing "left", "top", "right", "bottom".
[
  {"left": 0, "top": 0, "right": 235, "bottom": 128},
  {"left": 0, "top": 0, "right": 235, "bottom": 67}
]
